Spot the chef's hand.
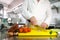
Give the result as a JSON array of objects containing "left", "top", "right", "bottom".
[
  {"left": 30, "top": 16, "right": 37, "bottom": 25},
  {"left": 41, "top": 23, "right": 48, "bottom": 29}
]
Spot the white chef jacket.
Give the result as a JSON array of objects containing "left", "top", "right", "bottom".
[
  {"left": 20, "top": 0, "right": 52, "bottom": 26},
  {"left": 18, "top": 13, "right": 27, "bottom": 24}
]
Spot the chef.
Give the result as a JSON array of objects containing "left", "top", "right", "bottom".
[{"left": 20, "top": 0, "right": 52, "bottom": 28}]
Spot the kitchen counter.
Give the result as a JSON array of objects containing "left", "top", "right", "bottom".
[{"left": 0, "top": 28, "right": 60, "bottom": 40}]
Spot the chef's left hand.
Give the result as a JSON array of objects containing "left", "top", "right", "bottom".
[{"left": 41, "top": 23, "right": 48, "bottom": 29}]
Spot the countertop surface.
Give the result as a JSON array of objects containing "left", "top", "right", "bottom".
[{"left": 0, "top": 28, "right": 60, "bottom": 40}]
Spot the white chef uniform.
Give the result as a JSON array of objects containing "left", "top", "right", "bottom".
[{"left": 20, "top": 0, "right": 52, "bottom": 26}]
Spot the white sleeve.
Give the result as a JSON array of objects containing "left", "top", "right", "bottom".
[
  {"left": 44, "top": 1, "right": 52, "bottom": 26},
  {"left": 20, "top": 16, "right": 27, "bottom": 24},
  {"left": 20, "top": 0, "right": 33, "bottom": 20}
]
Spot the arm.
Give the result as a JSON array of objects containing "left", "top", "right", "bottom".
[
  {"left": 20, "top": 0, "right": 37, "bottom": 25},
  {"left": 19, "top": 14, "right": 27, "bottom": 24},
  {"left": 44, "top": 1, "right": 52, "bottom": 26},
  {"left": 41, "top": 1, "right": 52, "bottom": 28},
  {"left": 20, "top": 0, "right": 33, "bottom": 19}
]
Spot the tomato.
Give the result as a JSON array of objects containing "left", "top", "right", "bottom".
[
  {"left": 19, "top": 28, "right": 23, "bottom": 33},
  {"left": 23, "top": 27, "right": 28, "bottom": 33},
  {"left": 19, "top": 26, "right": 31, "bottom": 33},
  {"left": 27, "top": 28, "right": 31, "bottom": 32},
  {"left": 23, "top": 27, "right": 31, "bottom": 33},
  {"left": 24, "top": 29, "right": 28, "bottom": 33}
]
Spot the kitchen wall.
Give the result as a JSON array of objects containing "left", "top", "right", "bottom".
[{"left": 49, "top": 0, "right": 60, "bottom": 26}]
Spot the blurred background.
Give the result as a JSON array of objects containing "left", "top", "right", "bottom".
[
  {"left": 0, "top": 0, "right": 60, "bottom": 40},
  {"left": 49, "top": 0, "right": 60, "bottom": 27},
  {"left": 0, "top": 0, "right": 60, "bottom": 28}
]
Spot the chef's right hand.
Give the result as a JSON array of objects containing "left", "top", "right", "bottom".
[{"left": 30, "top": 16, "right": 37, "bottom": 25}]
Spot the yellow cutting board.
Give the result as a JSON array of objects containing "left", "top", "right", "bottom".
[
  {"left": 17, "top": 25, "right": 57, "bottom": 38},
  {"left": 18, "top": 30, "right": 57, "bottom": 38}
]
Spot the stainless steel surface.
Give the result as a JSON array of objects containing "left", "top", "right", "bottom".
[{"left": 0, "top": 29, "right": 60, "bottom": 40}]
